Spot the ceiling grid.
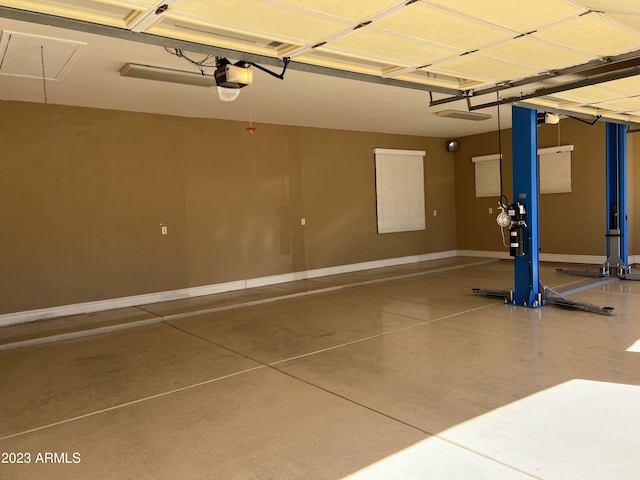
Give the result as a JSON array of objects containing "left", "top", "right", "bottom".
[{"left": 2, "top": 0, "right": 640, "bottom": 123}]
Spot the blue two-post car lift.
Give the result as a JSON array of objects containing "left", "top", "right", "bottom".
[{"left": 473, "top": 106, "right": 616, "bottom": 315}]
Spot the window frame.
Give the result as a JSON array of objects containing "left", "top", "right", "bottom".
[{"left": 373, "top": 148, "right": 426, "bottom": 234}]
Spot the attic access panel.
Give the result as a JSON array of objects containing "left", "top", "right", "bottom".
[{"left": 0, "top": 30, "right": 85, "bottom": 80}]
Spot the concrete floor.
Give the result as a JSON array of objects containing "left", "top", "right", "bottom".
[{"left": 0, "top": 257, "right": 639, "bottom": 479}]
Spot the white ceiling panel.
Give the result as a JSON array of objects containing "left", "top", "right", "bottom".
[
  {"left": 599, "top": 112, "right": 640, "bottom": 123},
  {"left": 479, "top": 36, "right": 595, "bottom": 72},
  {"left": 427, "top": 0, "right": 585, "bottom": 33},
  {"left": 147, "top": 16, "right": 301, "bottom": 57},
  {"left": 121, "top": 0, "right": 158, "bottom": 5},
  {"left": 374, "top": 3, "right": 512, "bottom": 51},
  {"left": 607, "top": 13, "right": 640, "bottom": 32},
  {"left": 552, "top": 85, "right": 622, "bottom": 105},
  {"left": 534, "top": 13, "right": 640, "bottom": 57},
  {"left": 266, "top": 0, "right": 403, "bottom": 22},
  {"left": 296, "top": 48, "right": 397, "bottom": 76},
  {"left": 169, "top": 0, "right": 350, "bottom": 43},
  {"left": 592, "top": 97, "right": 640, "bottom": 112},
  {"left": 429, "top": 54, "right": 539, "bottom": 83},
  {"left": 0, "top": 0, "right": 143, "bottom": 27},
  {"left": 598, "top": 77, "right": 640, "bottom": 97},
  {"left": 522, "top": 97, "right": 569, "bottom": 109},
  {"left": 392, "top": 70, "right": 481, "bottom": 89},
  {"left": 581, "top": 0, "right": 640, "bottom": 32},
  {"left": 577, "top": 1, "right": 640, "bottom": 15},
  {"left": 328, "top": 29, "right": 459, "bottom": 67}
]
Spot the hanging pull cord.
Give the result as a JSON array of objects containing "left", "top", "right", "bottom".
[
  {"left": 496, "top": 89, "right": 507, "bottom": 208},
  {"left": 500, "top": 225, "right": 509, "bottom": 248},
  {"left": 40, "top": 45, "right": 48, "bottom": 104}
]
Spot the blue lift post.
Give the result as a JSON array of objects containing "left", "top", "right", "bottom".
[
  {"left": 473, "top": 106, "right": 614, "bottom": 314},
  {"left": 511, "top": 106, "right": 543, "bottom": 307},
  {"left": 557, "top": 122, "right": 639, "bottom": 281},
  {"left": 604, "top": 123, "right": 629, "bottom": 272}
]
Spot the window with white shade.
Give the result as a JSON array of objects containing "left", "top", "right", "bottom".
[
  {"left": 472, "top": 153, "right": 502, "bottom": 198},
  {"left": 472, "top": 145, "right": 573, "bottom": 197},
  {"left": 539, "top": 145, "right": 573, "bottom": 194},
  {"left": 374, "top": 148, "right": 426, "bottom": 234}
]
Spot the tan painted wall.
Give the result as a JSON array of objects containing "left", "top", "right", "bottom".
[
  {"left": 298, "top": 128, "right": 456, "bottom": 270},
  {"left": 454, "top": 119, "right": 610, "bottom": 257},
  {"left": 0, "top": 101, "right": 456, "bottom": 314}
]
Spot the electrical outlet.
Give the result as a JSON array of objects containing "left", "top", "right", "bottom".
[
  {"left": 301, "top": 218, "right": 306, "bottom": 226},
  {"left": 489, "top": 207, "right": 493, "bottom": 214},
  {"left": 433, "top": 210, "right": 437, "bottom": 217},
  {"left": 161, "top": 226, "right": 168, "bottom": 235}
]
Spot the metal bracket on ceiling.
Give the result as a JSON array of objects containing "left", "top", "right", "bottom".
[
  {"left": 429, "top": 49, "right": 640, "bottom": 111},
  {"left": 567, "top": 115, "right": 602, "bottom": 126},
  {"left": 468, "top": 67, "right": 640, "bottom": 112},
  {"left": 248, "top": 57, "right": 290, "bottom": 80},
  {"left": 427, "top": 87, "right": 473, "bottom": 109}
]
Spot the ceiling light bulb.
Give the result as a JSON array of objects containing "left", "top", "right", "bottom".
[{"left": 213, "top": 86, "right": 241, "bottom": 102}]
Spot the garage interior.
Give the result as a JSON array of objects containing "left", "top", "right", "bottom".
[{"left": 1, "top": 1, "right": 640, "bottom": 478}]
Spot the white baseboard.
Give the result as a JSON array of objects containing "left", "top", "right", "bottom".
[
  {"left": 456, "top": 250, "right": 607, "bottom": 265},
  {"left": 0, "top": 250, "right": 459, "bottom": 327},
  {"left": 0, "top": 248, "right": 615, "bottom": 328},
  {"left": 421, "top": 250, "right": 459, "bottom": 262},
  {"left": 456, "top": 250, "right": 511, "bottom": 260},
  {"left": 539, "top": 253, "right": 606, "bottom": 264}
]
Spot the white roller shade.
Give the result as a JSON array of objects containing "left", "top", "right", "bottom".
[
  {"left": 374, "top": 148, "right": 426, "bottom": 234},
  {"left": 472, "top": 153, "right": 501, "bottom": 198},
  {"left": 539, "top": 145, "right": 573, "bottom": 194}
]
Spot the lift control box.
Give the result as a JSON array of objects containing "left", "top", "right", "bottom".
[{"left": 507, "top": 203, "right": 526, "bottom": 257}]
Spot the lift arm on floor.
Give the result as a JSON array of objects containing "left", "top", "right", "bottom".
[{"left": 471, "top": 286, "right": 614, "bottom": 315}]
